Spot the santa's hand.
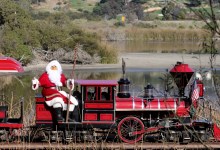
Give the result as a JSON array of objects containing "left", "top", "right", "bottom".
[
  {"left": 32, "top": 77, "right": 39, "bottom": 90},
  {"left": 67, "top": 79, "right": 74, "bottom": 91}
]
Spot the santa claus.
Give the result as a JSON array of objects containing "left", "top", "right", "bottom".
[{"left": 32, "top": 60, "right": 78, "bottom": 122}]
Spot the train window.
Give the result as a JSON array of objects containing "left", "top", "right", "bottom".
[
  {"left": 86, "top": 86, "right": 96, "bottom": 100},
  {"left": 84, "top": 86, "right": 114, "bottom": 101},
  {"left": 101, "top": 87, "right": 110, "bottom": 100}
]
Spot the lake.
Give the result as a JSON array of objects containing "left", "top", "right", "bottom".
[{"left": 106, "top": 41, "right": 202, "bottom": 53}]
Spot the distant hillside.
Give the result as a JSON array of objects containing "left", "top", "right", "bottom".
[
  {"left": 31, "top": 0, "right": 100, "bottom": 12},
  {"left": 31, "top": 0, "right": 214, "bottom": 13},
  {"left": 30, "top": 0, "right": 219, "bottom": 21}
]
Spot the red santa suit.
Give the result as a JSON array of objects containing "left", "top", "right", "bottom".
[{"left": 33, "top": 60, "right": 78, "bottom": 111}]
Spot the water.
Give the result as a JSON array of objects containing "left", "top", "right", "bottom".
[
  {"left": 0, "top": 68, "right": 170, "bottom": 100},
  {"left": 0, "top": 67, "right": 217, "bottom": 104}
]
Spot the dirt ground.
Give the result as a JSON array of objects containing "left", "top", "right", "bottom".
[{"left": 24, "top": 53, "right": 220, "bottom": 72}]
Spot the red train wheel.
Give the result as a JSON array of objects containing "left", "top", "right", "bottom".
[{"left": 117, "top": 116, "right": 144, "bottom": 144}]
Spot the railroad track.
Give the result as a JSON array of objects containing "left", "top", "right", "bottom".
[{"left": 1, "top": 142, "right": 220, "bottom": 149}]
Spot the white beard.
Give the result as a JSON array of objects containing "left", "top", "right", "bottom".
[{"left": 48, "top": 70, "right": 62, "bottom": 86}]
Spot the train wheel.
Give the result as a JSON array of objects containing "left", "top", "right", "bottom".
[
  {"left": 117, "top": 116, "right": 144, "bottom": 144},
  {"left": 28, "top": 127, "right": 50, "bottom": 142},
  {"left": 8, "top": 129, "right": 23, "bottom": 143}
]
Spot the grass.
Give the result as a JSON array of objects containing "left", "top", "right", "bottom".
[{"left": 127, "top": 28, "right": 210, "bottom": 42}]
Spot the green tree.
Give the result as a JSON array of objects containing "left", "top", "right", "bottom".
[
  {"left": 188, "top": 0, "right": 201, "bottom": 7},
  {"left": 162, "top": 1, "right": 186, "bottom": 20},
  {"left": 35, "top": 20, "right": 69, "bottom": 51},
  {"left": 131, "top": 0, "right": 149, "bottom": 4},
  {"left": 93, "top": 0, "right": 124, "bottom": 19},
  {"left": 0, "top": 0, "right": 39, "bottom": 64},
  {"left": 93, "top": 0, "right": 144, "bottom": 21},
  {"left": 47, "top": 12, "right": 71, "bottom": 27}
]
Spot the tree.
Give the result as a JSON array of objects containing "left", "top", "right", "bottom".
[
  {"left": 93, "top": 0, "right": 144, "bottom": 21},
  {"left": 31, "top": 0, "right": 46, "bottom": 4},
  {"left": 93, "top": 0, "right": 124, "bottom": 19},
  {"left": 186, "top": 0, "right": 202, "bottom": 7},
  {"left": 162, "top": 1, "right": 186, "bottom": 20},
  {"left": 0, "top": 0, "right": 39, "bottom": 64},
  {"left": 131, "top": 0, "right": 149, "bottom": 4}
]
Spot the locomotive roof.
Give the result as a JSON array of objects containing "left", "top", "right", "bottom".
[{"left": 75, "top": 79, "right": 118, "bottom": 86}]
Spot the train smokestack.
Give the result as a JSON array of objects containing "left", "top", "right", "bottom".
[{"left": 169, "top": 62, "right": 194, "bottom": 97}]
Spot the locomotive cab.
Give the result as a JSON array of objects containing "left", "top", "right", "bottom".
[
  {"left": 74, "top": 79, "right": 117, "bottom": 127},
  {"left": 35, "top": 80, "right": 118, "bottom": 129}
]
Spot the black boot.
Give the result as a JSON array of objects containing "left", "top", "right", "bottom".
[
  {"left": 63, "top": 111, "right": 75, "bottom": 122},
  {"left": 68, "top": 111, "right": 76, "bottom": 122},
  {"left": 72, "top": 107, "right": 79, "bottom": 122},
  {"left": 54, "top": 108, "right": 64, "bottom": 122}
]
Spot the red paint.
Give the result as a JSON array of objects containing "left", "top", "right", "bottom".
[
  {"left": 100, "top": 114, "right": 113, "bottom": 121},
  {"left": 214, "top": 123, "right": 220, "bottom": 141},
  {"left": 84, "top": 113, "right": 97, "bottom": 121},
  {"left": 85, "top": 103, "right": 113, "bottom": 109},
  {"left": 197, "top": 80, "right": 204, "bottom": 97},
  {"left": 0, "top": 111, "right": 6, "bottom": 119},
  {"left": 170, "top": 62, "right": 194, "bottom": 73},
  {"left": 0, "top": 56, "right": 24, "bottom": 72},
  {"left": 36, "top": 96, "right": 53, "bottom": 121},
  {"left": 116, "top": 97, "right": 180, "bottom": 111},
  {"left": 0, "top": 123, "right": 23, "bottom": 128},
  {"left": 36, "top": 104, "right": 53, "bottom": 121}
]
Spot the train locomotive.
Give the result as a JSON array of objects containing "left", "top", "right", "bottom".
[{"left": 0, "top": 61, "right": 220, "bottom": 144}]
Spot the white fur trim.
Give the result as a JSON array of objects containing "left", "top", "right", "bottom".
[
  {"left": 45, "top": 97, "right": 65, "bottom": 109},
  {"left": 70, "top": 96, "right": 78, "bottom": 106},
  {"left": 63, "top": 104, "right": 75, "bottom": 111},
  {"left": 59, "top": 91, "right": 78, "bottom": 106},
  {"left": 45, "top": 91, "right": 78, "bottom": 111},
  {"left": 53, "top": 103, "right": 62, "bottom": 108}
]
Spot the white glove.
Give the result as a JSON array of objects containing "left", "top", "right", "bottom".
[
  {"left": 32, "top": 77, "right": 39, "bottom": 90},
  {"left": 67, "top": 79, "right": 74, "bottom": 91}
]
